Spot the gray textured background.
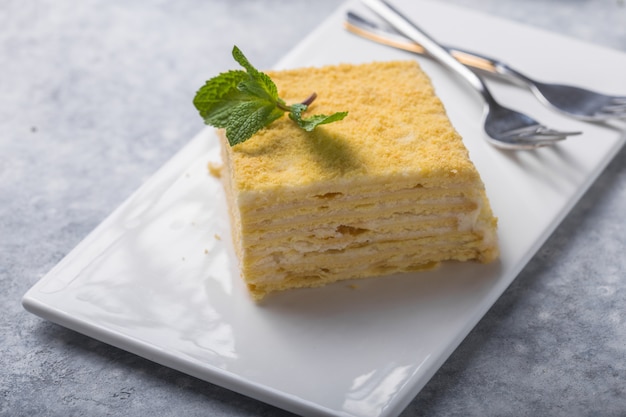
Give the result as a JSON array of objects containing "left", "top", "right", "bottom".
[{"left": 2, "top": 0, "right": 625, "bottom": 416}]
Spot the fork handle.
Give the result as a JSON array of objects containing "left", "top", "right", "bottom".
[
  {"left": 452, "top": 48, "right": 536, "bottom": 87},
  {"left": 361, "top": 0, "right": 498, "bottom": 105},
  {"left": 344, "top": 12, "right": 533, "bottom": 87}
]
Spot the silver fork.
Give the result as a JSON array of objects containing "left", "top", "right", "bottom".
[
  {"left": 360, "top": 0, "right": 581, "bottom": 149},
  {"left": 346, "top": 11, "right": 626, "bottom": 122}
]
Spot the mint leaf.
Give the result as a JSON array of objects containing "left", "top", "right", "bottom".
[
  {"left": 193, "top": 50, "right": 284, "bottom": 146},
  {"left": 193, "top": 45, "right": 347, "bottom": 146},
  {"left": 231, "top": 46, "right": 280, "bottom": 103},
  {"left": 289, "top": 103, "right": 349, "bottom": 132},
  {"left": 193, "top": 71, "right": 246, "bottom": 121},
  {"left": 224, "top": 101, "right": 284, "bottom": 146}
]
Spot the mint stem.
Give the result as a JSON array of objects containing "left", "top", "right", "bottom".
[
  {"left": 300, "top": 92, "right": 317, "bottom": 106},
  {"left": 276, "top": 92, "right": 317, "bottom": 112},
  {"left": 276, "top": 102, "right": 291, "bottom": 112}
]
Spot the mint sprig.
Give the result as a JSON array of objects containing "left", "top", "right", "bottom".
[{"left": 193, "top": 46, "right": 348, "bottom": 146}]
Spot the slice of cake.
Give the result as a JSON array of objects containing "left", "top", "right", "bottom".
[{"left": 217, "top": 60, "right": 498, "bottom": 300}]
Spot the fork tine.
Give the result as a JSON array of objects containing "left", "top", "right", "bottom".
[
  {"left": 502, "top": 125, "right": 579, "bottom": 140},
  {"left": 509, "top": 132, "right": 577, "bottom": 148},
  {"left": 603, "top": 103, "right": 626, "bottom": 113},
  {"left": 499, "top": 134, "right": 564, "bottom": 148},
  {"left": 594, "top": 103, "right": 626, "bottom": 119},
  {"left": 588, "top": 113, "right": 625, "bottom": 122},
  {"left": 517, "top": 134, "right": 569, "bottom": 147},
  {"left": 500, "top": 125, "right": 542, "bottom": 137},
  {"left": 490, "top": 135, "right": 565, "bottom": 149},
  {"left": 532, "top": 127, "right": 582, "bottom": 138}
]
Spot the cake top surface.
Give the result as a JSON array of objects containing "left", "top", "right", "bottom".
[{"left": 224, "top": 60, "right": 480, "bottom": 191}]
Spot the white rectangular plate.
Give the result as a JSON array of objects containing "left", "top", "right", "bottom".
[{"left": 22, "top": 1, "right": 626, "bottom": 416}]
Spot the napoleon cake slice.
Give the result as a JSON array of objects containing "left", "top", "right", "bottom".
[{"left": 217, "top": 60, "right": 498, "bottom": 300}]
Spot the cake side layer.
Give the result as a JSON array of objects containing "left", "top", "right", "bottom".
[{"left": 238, "top": 188, "right": 482, "bottom": 220}]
